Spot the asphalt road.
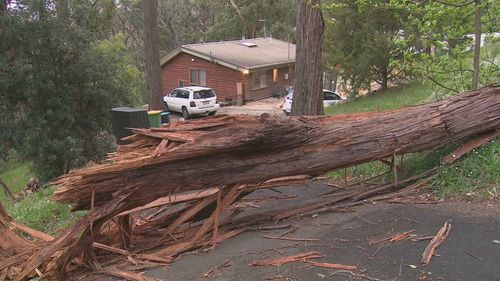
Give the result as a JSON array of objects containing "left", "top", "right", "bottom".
[{"left": 140, "top": 182, "right": 500, "bottom": 281}]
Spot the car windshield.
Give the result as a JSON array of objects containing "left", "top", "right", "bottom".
[{"left": 193, "top": 89, "right": 215, "bottom": 99}]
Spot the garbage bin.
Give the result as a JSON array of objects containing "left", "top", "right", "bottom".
[
  {"left": 148, "top": 110, "right": 162, "bottom": 128},
  {"left": 161, "top": 111, "right": 171, "bottom": 124},
  {"left": 110, "top": 107, "right": 149, "bottom": 144}
]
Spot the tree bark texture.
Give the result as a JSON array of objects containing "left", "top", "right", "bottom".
[
  {"left": 292, "top": 0, "right": 325, "bottom": 116},
  {"left": 471, "top": 0, "right": 481, "bottom": 90},
  {"left": 54, "top": 85, "right": 500, "bottom": 211},
  {"left": 143, "top": 0, "right": 163, "bottom": 110}
]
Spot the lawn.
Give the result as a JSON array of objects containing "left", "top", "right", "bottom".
[
  {"left": 1, "top": 161, "right": 85, "bottom": 234},
  {"left": 326, "top": 82, "right": 499, "bottom": 200},
  {"left": 325, "top": 82, "right": 434, "bottom": 115},
  {"left": 0, "top": 162, "right": 34, "bottom": 201}
]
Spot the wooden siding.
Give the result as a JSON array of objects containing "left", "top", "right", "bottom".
[{"left": 161, "top": 52, "right": 295, "bottom": 102}]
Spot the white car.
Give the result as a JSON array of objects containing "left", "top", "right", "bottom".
[
  {"left": 163, "top": 86, "right": 219, "bottom": 119},
  {"left": 283, "top": 89, "right": 345, "bottom": 115}
]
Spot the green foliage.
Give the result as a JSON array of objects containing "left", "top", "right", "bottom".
[
  {"left": 433, "top": 139, "right": 499, "bottom": 200},
  {"left": 394, "top": 0, "right": 499, "bottom": 94},
  {"left": 325, "top": 82, "right": 433, "bottom": 115},
  {"left": 0, "top": 1, "right": 142, "bottom": 180},
  {"left": 323, "top": 0, "right": 409, "bottom": 94},
  {"left": 0, "top": 163, "right": 34, "bottom": 201},
  {"left": 4, "top": 186, "right": 86, "bottom": 235},
  {"left": 326, "top": 83, "right": 497, "bottom": 200}
]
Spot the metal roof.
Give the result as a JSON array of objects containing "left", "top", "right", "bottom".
[{"left": 161, "top": 37, "right": 296, "bottom": 72}]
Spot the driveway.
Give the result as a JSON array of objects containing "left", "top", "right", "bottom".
[{"left": 140, "top": 181, "right": 500, "bottom": 281}]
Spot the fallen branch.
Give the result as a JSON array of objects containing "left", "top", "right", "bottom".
[
  {"left": 250, "top": 251, "right": 324, "bottom": 267},
  {"left": 369, "top": 230, "right": 415, "bottom": 245},
  {"left": 442, "top": 130, "right": 500, "bottom": 165},
  {"left": 421, "top": 221, "right": 452, "bottom": 265},
  {"left": 301, "top": 261, "right": 358, "bottom": 271}
]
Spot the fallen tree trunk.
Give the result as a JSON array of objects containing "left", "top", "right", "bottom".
[
  {"left": 11, "top": 85, "right": 500, "bottom": 280},
  {"left": 54, "top": 85, "right": 499, "bottom": 211}
]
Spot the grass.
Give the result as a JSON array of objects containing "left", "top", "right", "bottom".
[
  {"left": 326, "top": 82, "right": 499, "bottom": 200},
  {"left": 4, "top": 186, "right": 86, "bottom": 235},
  {"left": 0, "top": 162, "right": 34, "bottom": 201},
  {"left": 1, "top": 159, "right": 85, "bottom": 234},
  {"left": 325, "top": 82, "right": 434, "bottom": 115}
]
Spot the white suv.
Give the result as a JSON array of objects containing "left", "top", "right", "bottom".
[{"left": 163, "top": 86, "right": 219, "bottom": 119}]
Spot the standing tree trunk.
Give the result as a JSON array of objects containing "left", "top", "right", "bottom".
[
  {"left": 471, "top": 0, "right": 481, "bottom": 90},
  {"left": 292, "top": 0, "right": 325, "bottom": 116},
  {"left": 143, "top": 0, "right": 163, "bottom": 111}
]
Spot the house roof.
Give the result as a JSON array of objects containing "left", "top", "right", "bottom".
[{"left": 161, "top": 37, "right": 296, "bottom": 72}]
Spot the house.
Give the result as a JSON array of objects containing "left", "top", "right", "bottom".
[{"left": 160, "top": 37, "right": 295, "bottom": 103}]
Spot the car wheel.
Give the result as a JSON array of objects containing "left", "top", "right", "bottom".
[
  {"left": 163, "top": 101, "right": 170, "bottom": 112},
  {"left": 182, "top": 106, "right": 190, "bottom": 119},
  {"left": 208, "top": 111, "right": 216, "bottom": 116}
]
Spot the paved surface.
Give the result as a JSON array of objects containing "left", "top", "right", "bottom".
[{"left": 139, "top": 182, "right": 500, "bottom": 281}]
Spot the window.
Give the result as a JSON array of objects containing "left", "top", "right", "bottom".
[
  {"left": 178, "top": 80, "right": 184, "bottom": 87},
  {"left": 273, "top": 68, "right": 279, "bottom": 82},
  {"left": 178, "top": 90, "right": 190, "bottom": 99},
  {"left": 169, "top": 90, "right": 179, "bottom": 97},
  {"left": 189, "top": 69, "right": 207, "bottom": 86},
  {"left": 324, "top": 91, "right": 341, "bottom": 100},
  {"left": 252, "top": 70, "right": 269, "bottom": 90},
  {"left": 193, "top": 89, "right": 215, "bottom": 99},
  {"left": 284, "top": 73, "right": 289, "bottom": 80}
]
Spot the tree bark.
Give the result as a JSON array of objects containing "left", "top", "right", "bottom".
[
  {"left": 292, "top": 0, "right": 325, "bottom": 116},
  {"left": 53, "top": 85, "right": 500, "bottom": 211},
  {"left": 471, "top": 0, "right": 481, "bottom": 90},
  {"left": 143, "top": 0, "right": 163, "bottom": 110}
]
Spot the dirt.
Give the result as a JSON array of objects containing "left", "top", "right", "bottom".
[{"left": 134, "top": 181, "right": 500, "bottom": 281}]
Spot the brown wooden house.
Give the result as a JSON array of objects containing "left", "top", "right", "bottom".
[{"left": 160, "top": 37, "right": 295, "bottom": 103}]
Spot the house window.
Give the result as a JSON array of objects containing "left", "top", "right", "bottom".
[
  {"left": 252, "top": 70, "right": 269, "bottom": 90},
  {"left": 284, "top": 73, "right": 289, "bottom": 80},
  {"left": 189, "top": 69, "right": 207, "bottom": 86},
  {"left": 273, "top": 68, "right": 279, "bottom": 82},
  {"left": 178, "top": 80, "right": 185, "bottom": 87}
]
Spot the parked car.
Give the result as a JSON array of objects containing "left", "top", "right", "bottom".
[
  {"left": 282, "top": 88, "right": 345, "bottom": 115},
  {"left": 163, "top": 86, "right": 219, "bottom": 119}
]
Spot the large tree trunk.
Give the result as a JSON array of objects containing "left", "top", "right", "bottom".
[
  {"left": 54, "top": 85, "right": 500, "bottom": 211},
  {"left": 13, "top": 85, "right": 500, "bottom": 279},
  {"left": 471, "top": 0, "right": 481, "bottom": 90},
  {"left": 143, "top": 0, "right": 163, "bottom": 110},
  {"left": 292, "top": 0, "right": 325, "bottom": 116}
]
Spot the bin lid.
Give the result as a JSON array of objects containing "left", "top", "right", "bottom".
[
  {"left": 148, "top": 110, "right": 162, "bottom": 115},
  {"left": 160, "top": 112, "right": 171, "bottom": 116},
  {"left": 110, "top": 107, "right": 147, "bottom": 113}
]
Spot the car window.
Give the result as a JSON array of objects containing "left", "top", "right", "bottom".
[
  {"left": 193, "top": 89, "right": 215, "bottom": 99},
  {"left": 179, "top": 90, "right": 190, "bottom": 99},
  {"left": 286, "top": 92, "right": 293, "bottom": 100},
  {"left": 170, "top": 90, "right": 178, "bottom": 97},
  {"left": 324, "top": 91, "right": 340, "bottom": 100}
]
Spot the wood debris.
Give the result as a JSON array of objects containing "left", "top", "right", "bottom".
[
  {"left": 421, "top": 221, "right": 452, "bottom": 265},
  {"left": 369, "top": 230, "right": 415, "bottom": 245},
  {"left": 203, "top": 259, "right": 230, "bottom": 280},
  {"left": 301, "top": 261, "right": 358, "bottom": 271},
  {"left": 0, "top": 86, "right": 498, "bottom": 279},
  {"left": 250, "top": 251, "right": 324, "bottom": 267}
]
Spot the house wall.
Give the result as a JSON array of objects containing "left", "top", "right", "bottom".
[
  {"left": 243, "top": 65, "right": 295, "bottom": 101},
  {"left": 161, "top": 52, "right": 244, "bottom": 102},
  {"left": 161, "top": 52, "right": 295, "bottom": 102}
]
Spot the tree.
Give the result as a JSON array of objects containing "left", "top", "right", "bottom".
[
  {"left": 142, "top": 0, "right": 163, "bottom": 110},
  {"left": 323, "top": 1, "right": 408, "bottom": 94},
  {"left": 471, "top": 0, "right": 481, "bottom": 90},
  {"left": 292, "top": 0, "right": 325, "bottom": 116},
  {"left": 0, "top": 1, "right": 141, "bottom": 180}
]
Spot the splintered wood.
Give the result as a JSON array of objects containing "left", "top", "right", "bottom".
[
  {"left": 0, "top": 86, "right": 498, "bottom": 280},
  {"left": 421, "top": 221, "right": 452, "bottom": 266}
]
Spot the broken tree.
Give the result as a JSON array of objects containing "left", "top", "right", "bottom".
[{"left": 8, "top": 85, "right": 500, "bottom": 279}]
